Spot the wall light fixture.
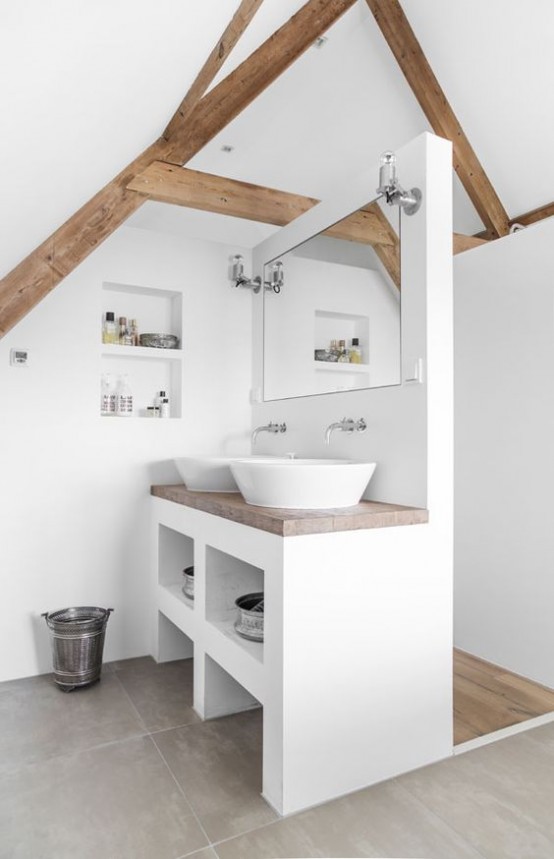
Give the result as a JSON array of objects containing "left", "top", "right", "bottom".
[{"left": 376, "top": 151, "right": 422, "bottom": 215}]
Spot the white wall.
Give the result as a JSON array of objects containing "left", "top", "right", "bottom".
[
  {"left": 0, "top": 226, "right": 252, "bottom": 682},
  {"left": 454, "top": 218, "right": 554, "bottom": 687}
]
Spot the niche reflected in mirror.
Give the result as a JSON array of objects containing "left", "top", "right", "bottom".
[{"left": 262, "top": 196, "right": 400, "bottom": 401}]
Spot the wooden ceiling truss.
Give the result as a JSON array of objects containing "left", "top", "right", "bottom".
[{"left": 0, "top": 0, "right": 551, "bottom": 336}]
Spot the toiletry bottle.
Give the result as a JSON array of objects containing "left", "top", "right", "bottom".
[
  {"left": 350, "top": 338, "right": 362, "bottom": 364},
  {"left": 329, "top": 339, "right": 339, "bottom": 361},
  {"left": 115, "top": 374, "right": 133, "bottom": 417},
  {"left": 160, "top": 397, "right": 170, "bottom": 419},
  {"left": 118, "top": 316, "right": 127, "bottom": 345},
  {"left": 108, "top": 375, "right": 117, "bottom": 415},
  {"left": 102, "top": 312, "right": 117, "bottom": 344},
  {"left": 122, "top": 319, "right": 134, "bottom": 347},
  {"left": 100, "top": 374, "right": 111, "bottom": 415},
  {"left": 154, "top": 390, "right": 167, "bottom": 410},
  {"left": 337, "top": 339, "right": 350, "bottom": 362},
  {"left": 129, "top": 318, "right": 139, "bottom": 346}
]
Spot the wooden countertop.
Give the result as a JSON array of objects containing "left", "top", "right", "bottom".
[{"left": 151, "top": 484, "right": 429, "bottom": 537}]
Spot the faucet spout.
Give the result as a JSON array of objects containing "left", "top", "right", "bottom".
[
  {"left": 251, "top": 421, "right": 287, "bottom": 445},
  {"left": 325, "top": 421, "right": 346, "bottom": 445},
  {"left": 324, "top": 417, "right": 367, "bottom": 445}
]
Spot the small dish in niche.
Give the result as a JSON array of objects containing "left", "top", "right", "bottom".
[{"left": 139, "top": 333, "right": 179, "bottom": 349}]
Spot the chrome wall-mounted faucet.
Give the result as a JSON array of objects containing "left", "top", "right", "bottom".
[
  {"left": 251, "top": 421, "right": 287, "bottom": 445},
  {"left": 325, "top": 417, "right": 367, "bottom": 445}
]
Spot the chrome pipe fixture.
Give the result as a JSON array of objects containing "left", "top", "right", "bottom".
[
  {"left": 251, "top": 421, "right": 287, "bottom": 445},
  {"left": 376, "top": 151, "right": 422, "bottom": 216},
  {"left": 325, "top": 417, "right": 367, "bottom": 445},
  {"left": 231, "top": 255, "right": 284, "bottom": 294}
]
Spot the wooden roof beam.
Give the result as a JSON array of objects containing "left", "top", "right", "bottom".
[
  {"left": 163, "top": 0, "right": 264, "bottom": 143},
  {"left": 129, "top": 161, "right": 486, "bottom": 256},
  {"left": 128, "top": 163, "right": 485, "bottom": 288},
  {"left": 0, "top": 140, "right": 171, "bottom": 337},
  {"left": 127, "top": 162, "right": 397, "bottom": 244},
  {"left": 0, "top": 0, "right": 356, "bottom": 337},
  {"left": 364, "top": 0, "right": 510, "bottom": 241},
  {"left": 510, "top": 201, "right": 554, "bottom": 229},
  {"left": 129, "top": 162, "right": 401, "bottom": 286},
  {"left": 164, "top": 0, "right": 357, "bottom": 164}
]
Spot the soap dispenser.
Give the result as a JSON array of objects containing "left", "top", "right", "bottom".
[
  {"left": 115, "top": 375, "right": 133, "bottom": 417},
  {"left": 100, "top": 374, "right": 114, "bottom": 416}
]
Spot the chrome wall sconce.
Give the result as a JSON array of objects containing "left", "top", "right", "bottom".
[
  {"left": 231, "top": 255, "right": 284, "bottom": 294},
  {"left": 265, "top": 260, "right": 284, "bottom": 294},
  {"left": 376, "top": 151, "right": 422, "bottom": 215}
]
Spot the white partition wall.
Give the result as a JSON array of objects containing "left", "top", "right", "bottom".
[
  {"left": 454, "top": 218, "right": 554, "bottom": 688},
  {"left": 258, "top": 131, "right": 454, "bottom": 809},
  {"left": 252, "top": 132, "right": 453, "bottom": 515}
]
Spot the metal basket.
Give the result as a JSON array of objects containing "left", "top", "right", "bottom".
[
  {"left": 42, "top": 606, "right": 114, "bottom": 691},
  {"left": 234, "top": 592, "right": 264, "bottom": 642},
  {"left": 182, "top": 565, "right": 195, "bottom": 600}
]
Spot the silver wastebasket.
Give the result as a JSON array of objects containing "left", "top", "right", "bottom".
[{"left": 42, "top": 606, "right": 114, "bottom": 691}]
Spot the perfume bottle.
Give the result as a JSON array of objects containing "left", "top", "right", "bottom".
[
  {"left": 102, "top": 312, "right": 117, "bottom": 344},
  {"left": 350, "top": 338, "right": 362, "bottom": 364}
]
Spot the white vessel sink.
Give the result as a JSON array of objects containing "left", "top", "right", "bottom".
[
  {"left": 230, "top": 458, "right": 376, "bottom": 509},
  {"left": 174, "top": 457, "right": 239, "bottom": 492}
]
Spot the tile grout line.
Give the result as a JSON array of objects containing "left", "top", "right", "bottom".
[
  {"left": 110, "top": 670, "right": 150, "bottom": 734},
  {"left": 203, "top": 817, "right": 293, "bottom": 859},
  {"left": 0, "top": 728, "right": 152, "bottom": 782},
  {"left": 149, "top": 732, "right": 213, "bottom": 852},
  {"left": 110, "top": 670, "right": 214, "bottom": 851},
  {"left": 391, "top": 779, "right": 491, "bottom": 859},
  {"left": 173, "top": 810, "right": 299, "bottom": 859},
  {"left": 110, "top": 666, "right": 281, "bottom": 856},
  {"left": 147, "top": 719, "right": 203, "bottom": 738}
]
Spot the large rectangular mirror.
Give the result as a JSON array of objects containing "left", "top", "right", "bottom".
[{"left": 262, "top": 196, "right": 400, "bottom": 401}]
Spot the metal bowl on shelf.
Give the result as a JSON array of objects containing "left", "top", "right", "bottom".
[
  {"left": 139, "top": 333, "right": 180, "bottom": 349},
  {"left": 234, "top": 592, "right": 264, "bottom": 642},
  {"left": 181, "top": 566, "right": 194, "bottom": 600}
]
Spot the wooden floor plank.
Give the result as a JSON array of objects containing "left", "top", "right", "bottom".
[
  {"left": 455, "top": 661, "right": 554, "bottom": 714},
  {"left": 453, "top": 649, "right": 554, "bottom": 745}
]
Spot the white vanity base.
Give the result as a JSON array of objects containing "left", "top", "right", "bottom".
[{"left": 152, "top": 495, "right": 452, "bottom": 816}]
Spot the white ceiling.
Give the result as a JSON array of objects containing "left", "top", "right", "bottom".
[{"left": 2, "top": 0, "right": 554, "bottom": 278}]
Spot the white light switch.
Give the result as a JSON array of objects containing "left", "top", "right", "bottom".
[{"left": 403, "top": 357, "right": 423, "bottom": 383}]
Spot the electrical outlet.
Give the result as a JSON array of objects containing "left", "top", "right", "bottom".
[{"left": 10, "top": 348, "right": 29, "bottom": 367}]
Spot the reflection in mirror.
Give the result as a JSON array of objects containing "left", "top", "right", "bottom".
[{"left": 262, "top": 196, "right": 400, "bottom": 401}]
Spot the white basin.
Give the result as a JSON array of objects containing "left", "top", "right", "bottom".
[
  {"left": 230, "top": 458, "right": 377, "bottom": 509},
  {"left": 174, "top": 457, "right": 239, "bottom": 492}
]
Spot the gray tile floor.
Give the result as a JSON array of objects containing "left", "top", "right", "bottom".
[{"left": 1, "top": 657, "right": 553, "bottom": 859}]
